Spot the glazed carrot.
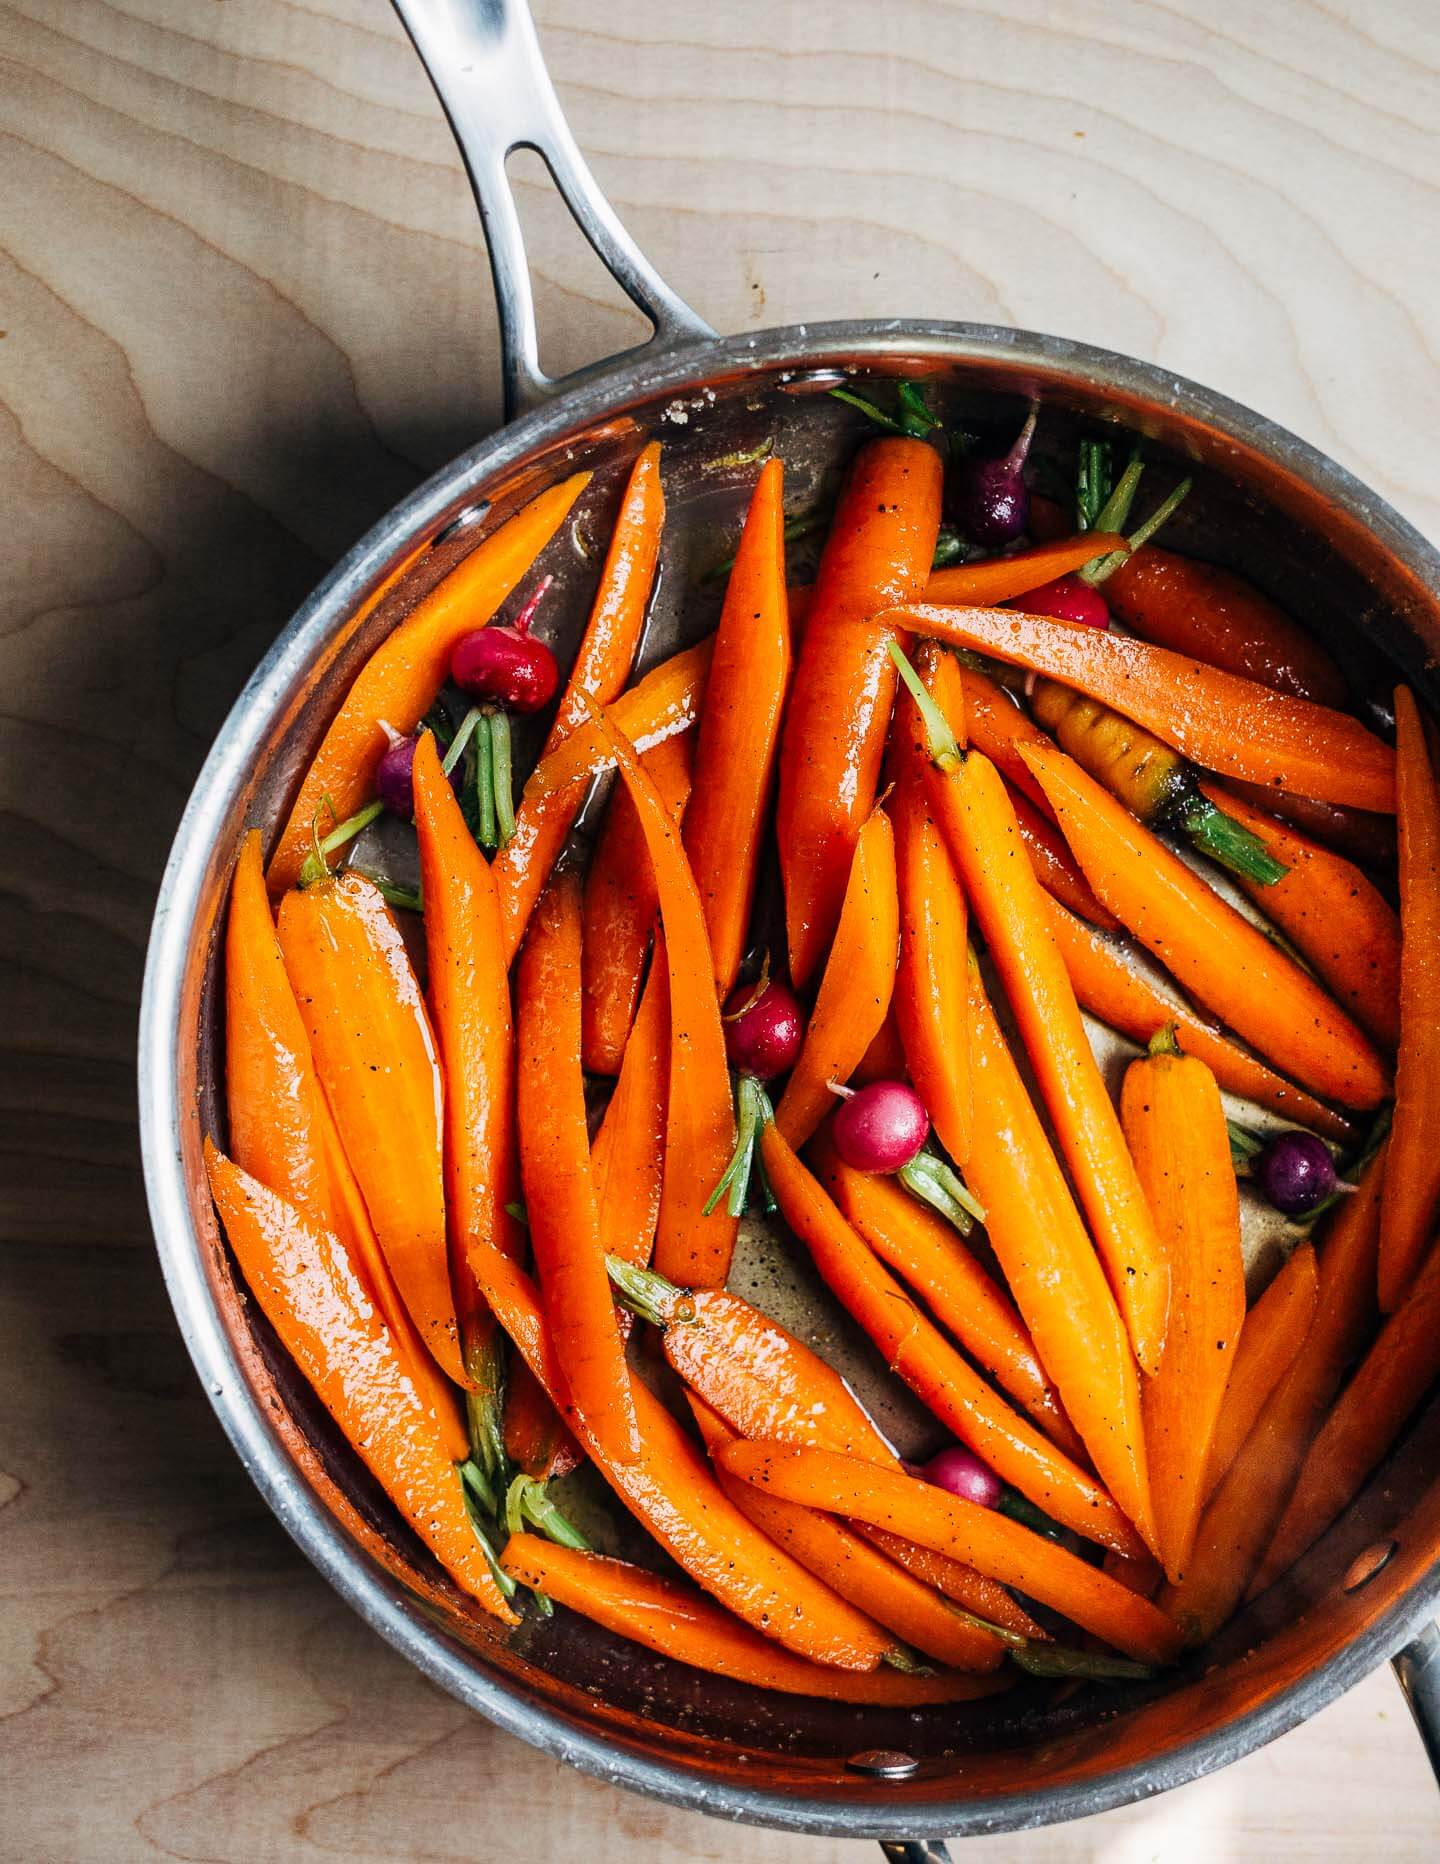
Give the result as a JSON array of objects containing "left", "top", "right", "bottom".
[
  {"left": 503, "top": 1357, "right": 582, "bottom": 1482},
  {"left": 516, "top": 871, "right": 640, "bottom": 1466},
  {"left": 1196, "top": 778, "right": 1400, "bottom": 1053},
  {"left": 1008, "top": 782, "right": 1118, "bottom": 931},
  {"left": 759, "top": 1120, "right": 1145, "bottom": 1556},
  {"left": 523, "top": 637, "right": 712, "bottom": 799},
  {"left": 496, "top": 444, "right": 665, "bottom": 959},
  {"left": 891, "top": 602, "right": 1396, "bottom": 814},
  {"left": 852, "top": 1006, "right": 908, "bottom": 1085},
  {"left": 777, "top": 439, "right": 943, "bottom": 986},
  {"left": 1042, "top": 897, "right": 1357, "bottom": 1143},
  {"left": 277, "top": 869, "right": 464, "bottom": 1385},
  {"left": 717, "top": 1443, "right": 1182, "bottom": 1664},
  {"left": 412, "top": 732, "right": 524, "bottom": 1388},
  {"left": 1201, "top": 1243, "right": 1318, "bottom": 1506},
  {"left": 581, "top": 732, "right": 693, "bottom": 1075},
  {"left": 1121, "top": 1033, "right": 1246, "bottom": 1582},
  {"left": 683, "top": 456, "right": 793, "bottom": 995},
  {"left": 956, "top": 664, "right": 1053, "bottom": 815},
  {"left": 1105, "top": 548, "right": 1348, "bottom": 707},
  {"left": 963, "top": 964, "right": 1158, "bottom": 1553},
  {"left": 817, "top": 1147, "right": 1079, "bottom": 1458},
  {"left": 590, "top": 956, "right": 669, "bottom": 1268},
  {"left": 1378, "top": 687, "right": 1440, "bottom": 1310},
  {"left": 588, "top": 703, "right": 736, "bottom": 1287},
  {"left": 923, "top": 533, "right": 1128, "bottom": 607},
  {"left": 889, "top": 646, "right": 971, "bottom": 1163},
  {"left": 497, "top": 1536, "right": 1006, "bottom": 1704},
  {"left": 1218, "top": 776, "right": 1396, "bottom": 871},
  {"left": 205, "top": 1143, "right": 515, "bottom": 1621},
  {"left": 923, "top": 737, "right": 1168, "bottom": 1372},
  {"left": 268, "top": 473, "right": 589, "bottom": 892},
  {"left": 1103, "top": 1549, "right": 1164, "bottom": 1601},
  {"left": 1020, "top": 740, "right": 1390, "bottom": 1111},
  {"left": 854, "top": 1529, "right": 1046, "bottom": 1640},
  {"left": 775, "top": 811, "right": 900, "bottom": 1147}
]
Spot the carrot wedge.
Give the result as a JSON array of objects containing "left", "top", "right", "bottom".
[
  {"left": 587, "top": 702, "right": 736, "bottom": 1287},
  {"left": 776, "top": 810, "right": 900, "bottom": 1147},
  {"left": 205, "top": 1143, "right": 515, "bottom": 1621},
  {"left": 277, "top": 870, "right": 464, "bottom": 1385},
  {"left": 516, "top": 871, "right": 640, "bottom": 1466},
  {"left": 963, "top": 963, "right": 1159, "bottom": 1554},
  {"left": 1202, "top": 1243, "right": 1318, "bottom": 1506},
  {"left": 1019, "top": 740, "right": 1390, "bottom": 1111},
  {"left": 890, "top": 602, "right": 1396, "bottom": 813},
  {"left": 523, "top": 637, "right": 712, "bottom": 799},
  {"left": 268, "top": 473, "right": 589, "bottom": 892},
  {"left": 759, "top": 1120, "right": 1145, "bottom": 1556},
  {"left": 1378, "top": 687, "right": 1440, "bottom": 1310},
  {"left": 684, "top": 455, "right": 793, "bottom": 995},
  {"left": 590, "top": 954, "right": 669, "bottom": 1268},
  {"left": 496, "top": 444, "right": 665, "bottom": 960},
  {"left": 1122, "top": 1033, "right": 1246, "bottom": 1583},
  {"left": 717, "top": 1443, "right": 1182, "bottom": 1665},
  {"left": 923, "top": 533, "right": 1128, "bottom": 606},
  {"left": 777, "top": 439, "right": 943, "bottom": 986},
  {"left": 855, "top": 1529, "right": 1046, "bottom": 1641},
  {"left": 497, "top": 1536, "right": 1006, "bottom": 1703}
]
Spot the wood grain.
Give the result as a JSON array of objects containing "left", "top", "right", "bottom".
[{"left": 3, "top": 0, "right": 1439, "bottom": 1855}]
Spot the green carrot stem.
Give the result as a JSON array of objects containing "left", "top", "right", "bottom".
[
  {"left": 880, "top": 1645, "right": 933, "bottom": 1675},
  {"left": 299, "top": 799, "right": 385, "bottom": 887},
  {"left": 462, "top": 1501, "right": 518, "bottom": 1601},
  {"left": 505, "top": 1200, "right": 530, "bottom": 1228},
  {"left": 1226, "top": 1120, "right": 1265, "bottom": 1172},
  {"left": 473, "top": 710, "right": 497, "bottom": 850},
  {"left": 458, "top": 1455, "right": 497, "bottom": 1518},
  {"left": 1013, "top": 1645, "right": 1156, "bottom": 1681},
  {"left": 491, "top": 709, "right": 516, "bottom": 846},
  {"left": 704, "top": 1073, "right": 763, "bottom": 1217},
  {"left": 1147, "top": 1022, "right": 1182, "bottom": 1059},
  {"left": 354, "top": 871, "right": 423, "bottom": 914},
  {"left": 605, "top": 1253, "right": 684, "bottom": 1330},
  {"left": 519, "top": 1482, "right": 591, "bottom": 1552},
  {"left": 1084, "top": 476, "right": 1194, "bottom": 587},
  {"left": 888, "top": 642, "right": 961, "bottom": 771},
  {"left": 465, "top": 1333, "right": 510, "bottom": 1488},
  {"left": 897, "top": 1149, "right": 986, "bottom": 1234},
  {"left": 932, "top": 527, "right": 969, "bottom": 569},
  {"left": 1178, "top": 794, "right": 1290, "bottom": 886},
  {"left": 441, "top": 707, "right": 486, "bottom": 779},
  {"left": 1076, "top": 440, "right": 1114, "bottom": 532},
  {"left": 1090, "top": 448, "right": 1145, "bottom": 539}
]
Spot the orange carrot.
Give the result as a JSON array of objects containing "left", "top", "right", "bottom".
[
  {"left": 1378, "top": 687, "right": 1440, "bottom": 1310},
  {"left": 684, "top": 456, "right": 793, "bottom": 995},
  {"left": 1042, "top": 896, "right": 1357, "bottom": 1143},
  {"left": 591, "top": 955, "right": 669, "bottom": 1268},
  {"left": 1196, "top": 779, "right": 1400, "bottom": 1053},
  {"left": 587, "top": 703, "right": 736, "bottom": 1287},
  {"left": 777, "top": 439, "right": 943, "bottom": 986},
  {"left": 775, "top": 810, "right": 900, "bottom": 1147},
  {"left": 523, "top": 638, "right": 712, "bottom": 800},
  {"left": 854, "top": 1528, "right": 1046, "bottom": 1640},
  {"left": 852, "top": 1006, "right": 909, "bottom": 1085},
  {"left": 923, "top": 533, "right": 1128, "bottom": 607},
  {"left": 1121, "top": 1033, "right": 1246, "bottom": 1582},
  {"left": 205, "top": 1143, "right": 515, "bottom": 1621},
  {"left": 516, "top": 871, "right": 640, "bottom": 1466},
  {"left": 956, "top": 664, "right": 1053, "bottom": 815},
  {"left": 1008, "top": 783, "right": 1119, "bottom": 931},
  {"left": 1201, "top": 1244, "right": 1318, "bottom": 1506},
  {"left": 495, "top": 445, "right": 665, "bottom": 959},
  {"left": 759, "top": 1121, "right": 1145, "bottom": 1556},
  {"left": 963, "top": 964, "right": 1158, "bottom": 1554},
  {"left": 581, "top": 732, "right": 694, "bottom": 1075},
  {"left": 891, "top": 602, "right": 1396, "bottom": 813},
  {"left": 1218, "top": 776, "right": 1395, "bottom": 871},
  {"left": 277, "top": 869, "right": 464, "bottom": 1385},
  {"left": 268, "top": 473, "right": 589, "bottom": 892},
  {"left": 1020, "top": 740, "right": 1391, "bottom": 1111},
  {"left": 718, "top": 1443, "right": 1182, "bottom": 1664},
  {"left": 497, "top": 1535, "right": 1006, "bottom": 1703},
  {"left": 503, "top": 1357, "right": 582, "bottom": 1482},
  {"left": 817, "top": 1146, "right": 1079, "bottom": 1458}
]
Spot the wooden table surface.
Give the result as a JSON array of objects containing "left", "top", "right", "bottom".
[{"left": 5, "top": 0, "right": 1440, "bottom": 1856}]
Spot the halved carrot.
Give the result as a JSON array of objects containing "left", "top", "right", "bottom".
[
  {"left": 1378, "top": 687, "right": 1440, "bottom": 1310},
  {"left": 775, "top": 810, "right": 900, "bottom": 1147},
  {"left": 277, "top": 869, "right": 464, "bottom": 1385},
  {"left": 1042, "top": 896, "right": 1356, "bottom": 1143},
  {"left": 497, "top": 1535, "right": 1007, "bottom": 1703},
  {"left": 1201, "top": 1244, "right": 1318, "bottom": 1506},
  {"left": 684, "top": 455, "right": 793, "bottom": 995},
  {"left": 267, "top": 473, "right": 589, "bottom": 892},
  {"left": 717, "top": 1442, "right": 1182, "bottom": 1664},
  {"left": 926, "top": 742, "right": 1168, "bottom": 1373},
  {"left": 923, "top": 533, "right": 1128, "bottom": 607},
  {"left": 777, "top": 439, "right": 943, "bottom": 986},
  {"left": 963, "top": 963, "right": 1158, "bottom": 1554},
  {"left": 817, "top": 1146, "right": 1078, "bottom": 1458},
  {"left": 503, "top": 1356, "right": 582, "bottom": 1482},
  {"left": 891, "top": 602, "right": 1395, "bottom": 813},
  {"left": 205, "top": 1142, "right": 515, "bottom": 1621},
  {"left": 1020, "top": 740, "right": 1390, "bottom": 1111},
  {"left": 854, "top": 1528, "right": 1046, "bottom": 1641},
  {"left": 496, "top": 444, "right": 665, "bottom": 959},
  {"left": 522, "top": 637, "right": 712, "bottom": 799},
  {"left": 516, "top": 871, "right": 640, "bottom": 1466},
  {"left": 581, "top": 732, "right": 693, "bottom": 1076},
  {"left": 1196, "top": 779, "right": 1400, "bottom": 1054},
  {"left": 1121, "top": 1034, "right": 1246, "bottom": 1583},
  {"left": 590, "top": 954, "right": 669, "bottom": 1268},
  {"left": 759, "top": 1120, "right": 1144, "bottom": 1556},
  {"left": 1008, "top": 782, "right": 1118, "bottom": 931},
  {"left": 587, "top": 703, "right": 736, "bottom": 1287}
]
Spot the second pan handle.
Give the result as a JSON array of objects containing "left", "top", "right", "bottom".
[{"left": 390, "top": 0, "right": 714, "bottom": 421}]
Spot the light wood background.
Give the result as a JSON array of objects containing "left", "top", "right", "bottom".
[{"left": 4, "top": 0, "right": 1440, "bottom": 1856}]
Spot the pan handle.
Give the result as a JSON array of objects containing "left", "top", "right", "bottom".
[
  {"left": 1394, "top": 1622, "right": 1440, "bottom": 1785},
  {"left": 389, "top": 0, "right": 714, "bottom": 421},
  {"left": 879, "top": 1844, "right": 954, "bottom": 1862}
]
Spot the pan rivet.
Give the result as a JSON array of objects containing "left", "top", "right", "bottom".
[
  {"left": 435, "top": 502, "right": 491, "bottom": 545},
  {"left": 1342, "top": 1540, "right": 1398, "bottom": 1592},
  {"left": 847, "top": 1749, "right": 920, "bottom": 1780}
]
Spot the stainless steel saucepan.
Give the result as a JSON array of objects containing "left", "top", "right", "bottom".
[{"left": 139, "top": 0, "right": 1440, "bottom": 1849}]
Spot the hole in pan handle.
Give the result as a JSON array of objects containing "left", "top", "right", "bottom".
[
  {"left": 390, "top": 0, "right": 715, "bottom": 420},
  {"left": 1393, "top": 1620, "right": 1440, "bottom": 1790}
]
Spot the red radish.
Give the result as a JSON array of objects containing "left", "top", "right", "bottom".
[
  {"left": 947, "top": 404, "right": 1038, "bottom": 547},
  {"left": 1256, "top": 1131, "right": 1339, "bottom": 1216},
  {"left": 832, "top": 1080, "right": 929, "bottom": 1174},
  {"left": 1018, "top": 572, "right": 1111, "bottom": 630},
  {"left": 921, "top": 1446, "right": 1003, "bottom": 1510},
  {"left": 723, "top": 979, "right": 805, "bottom": 1081},
  {"left": 451, "top": 575, "right": 559, "bottom": 713},
  {"left": 376, "top": 726, "right": 420, "bottom": 816}
]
